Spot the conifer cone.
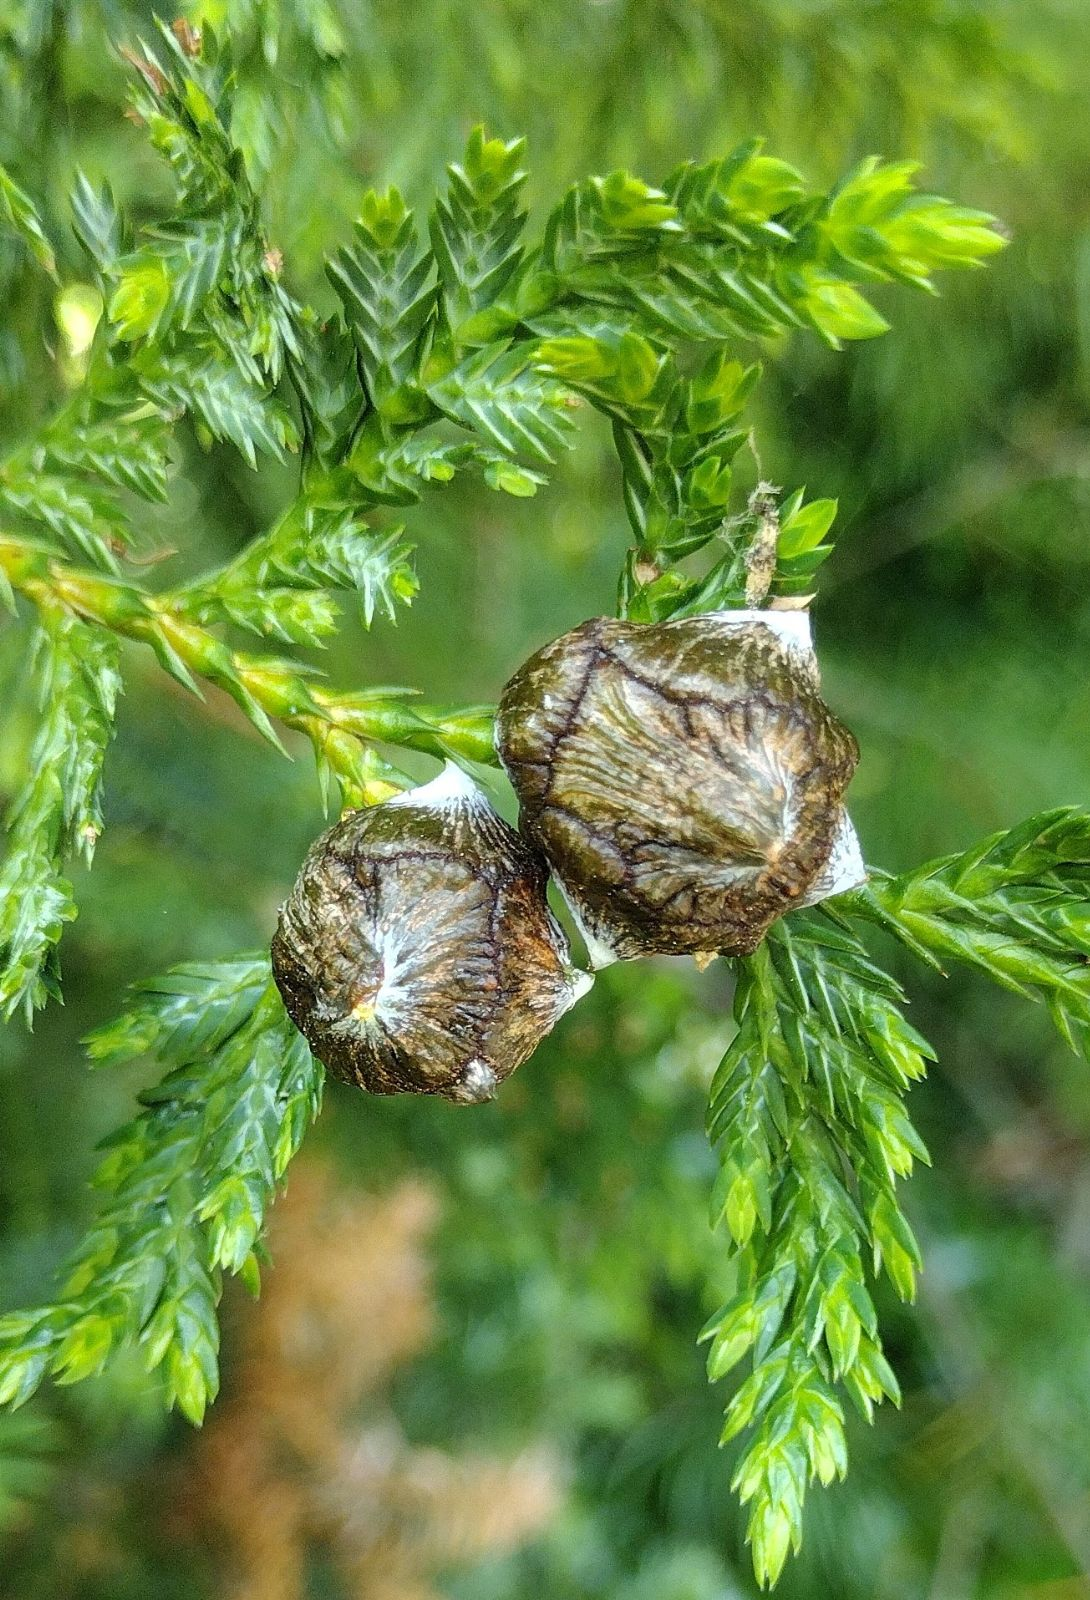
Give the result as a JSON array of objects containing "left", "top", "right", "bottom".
[
  {"left": 272, "top": 764, "right": 590, "bottom": 1101},
  {"left": 497, "top": 612, "right": 861, "bottom": 965}
]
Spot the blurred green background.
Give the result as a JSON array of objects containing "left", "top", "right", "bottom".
[{"left": 3, "top": 2, "right": 1090, "bottom": 1596}]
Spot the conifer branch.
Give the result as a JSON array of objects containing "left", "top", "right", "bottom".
[
  {"left": 0, "top": 958, "right": 320, "bottom": 1425},
  {"left": 705, "top": 911, "right": 930, "bottom": 1585},
  {"left": 0, "top": 535, "right": 497, "bottom": 779},
  {"left": 849, "top": 809, "right": 1090, "bottom": 1056},
  {"left": 704, "top": 809, "right": 1090, "bottom": 1583},
  {"left": 0, "top": 608, "right": 120, "bottom": 1020}
]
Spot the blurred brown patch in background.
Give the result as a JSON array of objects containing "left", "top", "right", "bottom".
[{"left": 177, "top": 1162, "right": 560, "bottom": 1600}]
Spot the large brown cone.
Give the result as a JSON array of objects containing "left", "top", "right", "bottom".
[{"left": 497, "top": 613, "right": 859, "bottom": 964}]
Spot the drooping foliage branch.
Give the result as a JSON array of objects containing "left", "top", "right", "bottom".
[
  {"left": 702, "top": 914, "right": 929, "bottom": 1585},
  {"left": 0, "top": 18, "right": 1063, "bottom": 1587},
  {"left": 0, "top": 958, "right": 321, "bottom": 1424},
  {"left": 702, "top": 809, "right": 1090, "bottom": 1582}
]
